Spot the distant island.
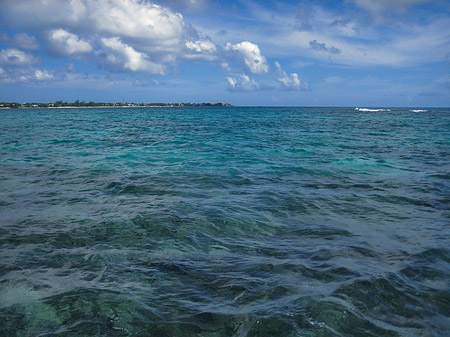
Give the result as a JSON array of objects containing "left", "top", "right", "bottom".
[{"left": 0, "top": 101, "right": 233, "bottom": 108}]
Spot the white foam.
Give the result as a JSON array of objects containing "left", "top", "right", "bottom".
[
  {"left": 410, "top": 109, "right": 427, "bottom": 112},
  {"left": 355, "top": 108, "right": 391, "bottom": 112}
]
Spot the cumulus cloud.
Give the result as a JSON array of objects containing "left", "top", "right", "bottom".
[
  {"left": 0, "top": 0, "right": 295, "bottom": 90},
  {"left": 0, "top": 0, "right": 228, "bottom": 82},
  {"left": 34, "top": 69, "right": 54, "bottom": 81},
  {"left": 0, "top": 65, "right": 55, "bottom": 84},
  {"left": 226, "top": 74, "right": 260, "bottom": 91},
  {"left": 186, "top": 40, "right": 216, "bottom": 53},
  {"left": 92, "top": 1, "right": 185, "bottom": 50},
  {"left": 184, "top": 39, "right": 217, "bottom": 60},
  {"left": 49, "top": 29, "right": 92, "bottom": 56},
  {"left": 0, "top": 0, "right": 238, "bottom": 75},
  {"left": 0, "top": 0, "right": 195, "bottom": 72},
  {"left": 0, "top": 48, "right": 37, "bottom": 66},
  {"left": 225, "top": 41, "right": 269, "bottom": 74},
  {"left": 0, "top": 47, "right": 52, "bottom": 83},
  {"left": 309, "top": 40, "right": 341, "bottom": 54},
  {"left": 101, "top": 37, "right": 165, "bottom": 74},
  {"left": 1, "top": 0, "right": 185, "bottom": 42},
  {"left": 0, "top": 0, "right": 313, "bottom": 91},
  {"left": 274, "top": 62, "right": 309, "bottom": 91}
]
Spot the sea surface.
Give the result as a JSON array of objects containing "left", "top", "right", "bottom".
[{"left": 0, "top": 106, "right": 449, "bottom": 336}]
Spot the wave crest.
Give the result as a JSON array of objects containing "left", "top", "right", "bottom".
[{"left": 355, "top": 107, "right": 391, "bottom": 112}]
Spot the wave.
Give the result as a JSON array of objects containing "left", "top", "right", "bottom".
[
  {"left": 1, "top": 106, "right": 449, "bottom": 337},
  {"left": 355, "top": 108, "right": 391, "bottom": 112},
  {"left": 410, "top": 109, "right": 427, "bottom": 112}
]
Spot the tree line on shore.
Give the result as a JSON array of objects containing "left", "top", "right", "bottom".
[{"left": 0, "top": 101, "right": 233, "bottom": 108}]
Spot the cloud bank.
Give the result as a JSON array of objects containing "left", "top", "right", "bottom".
[
  {"left": 0, "top": 0, "right": 309, "bottom": 92},
  {"left": 1, "top": 0, "right": 446, "bottom": 105}
]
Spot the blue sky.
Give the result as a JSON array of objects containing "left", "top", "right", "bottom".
[{"left": 0, "top": 0, "right": 449, "bottom": 106}]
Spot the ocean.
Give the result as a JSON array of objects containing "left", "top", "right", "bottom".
[{"left": 0, "top": 106, "right": 449, "bottom": 336}]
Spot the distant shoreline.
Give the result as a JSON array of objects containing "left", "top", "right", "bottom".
[
  {"left": 1, "top": 104, "right": 446, "bottom": 110},
  {"left": 0, "top": 106, "right": 164, "bottom": 109},
  {"left": 0, "top": 102, "right": 233, "bottom": 109}
]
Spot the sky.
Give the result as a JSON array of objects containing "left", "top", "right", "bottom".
[{"left": 0, "top": 0, "right": 449, "bottom": 107}]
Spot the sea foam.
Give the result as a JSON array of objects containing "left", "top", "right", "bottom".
[{"left": 355, "top": 107, "right": 391, "bottom": 112}]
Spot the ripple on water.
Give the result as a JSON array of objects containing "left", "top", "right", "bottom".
[{"left": 0, "top": 107, "right": 449, "bottom": 336}]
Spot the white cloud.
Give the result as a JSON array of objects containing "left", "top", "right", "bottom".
[
  {"left": 277, "top": 24, "right": 450, "bottom": 67},
  {"left": 279, "top": 72, "right": 301, "bottom": 90},
  {"left": 0, "top": 0, "right": 447, "bottom": 74},
  {"left": 0, "top": 0, "right": 190, "bottom": 70},
  {"left": 186, "top": 40, "right": 216, "bottom": 53},
  {"left": 0, "top": 66, "right": 55, "bottom": 84},
  {"left": 226, "top": 74, "right": 260, "bottom": 91},
  {"left": 49, "top": 29, "right": 92, "bottom": 55},
  {"left": 221, "top": 62, "right": 232, "bottom": 72},
  {"left": 0, "top": 48, "right": 48, "bottom": 83},
  {"left": 212, "top": 1, "right": 449, "bottom": 68},
  {"left": 13, "top": 33, "right": 39, "bottom": 50},
  {"left": 0, "top": 48, "right": 37, "bottom": 66},
  {"left": 280, "top": 16, "right": 446, "bottom": 68},
  {"left": 0, "top": 0, "right": 240, "bottom": 74},
  {"left": 34, "top": 69, "right": 54, "bottom": 81},
  {"left": 69, "top": 0, "right": 88, "bottom": 22},
  {"left": 0, "top": 0, "right": 186, "bottom": 47},
  {"left": 225, "top": 41, "right": 269, "bottom": 74},
  {"left": 274, "top": 62, "right": 308, "bottom": 91},
  {"left": 184, "top": 39, "right": 217, "bottom": 60},
  {"left": 101, "top": 37, "right": 165, "bottom": 74},
  {"left": 92, "top": 1, "right": 185, "bottom": 49}
]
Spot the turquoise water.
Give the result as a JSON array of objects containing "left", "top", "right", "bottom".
[{"left": 0, "top": 106, "right": 449, "bottom": 336}]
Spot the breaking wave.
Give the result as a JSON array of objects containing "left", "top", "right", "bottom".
[{"left": 354, "top": 107, "right": 391, "bottom": 112}]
